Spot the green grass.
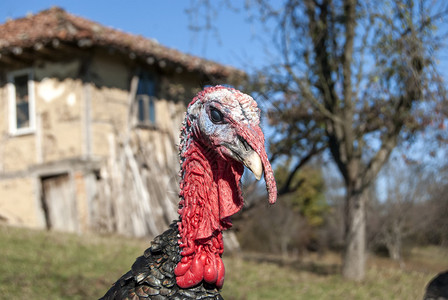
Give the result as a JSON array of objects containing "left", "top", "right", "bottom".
[
  {"left": 222, "top": 257, "right": 434, "bottom": 300},
  {"left": 0, "top": 225, "right": 147, "bottom": 299},
  {"left": 0, "top": 225, "right": 445, "bottom": 299}
]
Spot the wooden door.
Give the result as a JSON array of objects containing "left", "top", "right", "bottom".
[{"left": 41, "top": 174, "right": 78, "bottom": 232}]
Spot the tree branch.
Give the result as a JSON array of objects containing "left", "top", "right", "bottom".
[{"left": 278, "top": 143, "right": 326, "bottom": 195}]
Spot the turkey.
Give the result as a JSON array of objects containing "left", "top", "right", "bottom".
[
  {"left": 423, "top": 270, "right": 448, "bottom": 300},
  {"left": 100, "top": 85, "right": 277, "bottom": 299}
]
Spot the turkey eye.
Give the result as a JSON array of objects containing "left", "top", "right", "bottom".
[{"left": 210, "top": 108, "right": 224, "bottom": 124}]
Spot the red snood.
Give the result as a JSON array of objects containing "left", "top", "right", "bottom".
[{"left": 174, "top": 137, "right": 244, "bottom": 289}]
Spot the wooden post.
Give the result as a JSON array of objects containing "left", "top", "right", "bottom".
[
  {"left": 35, "top": 112, "right": 43, "bottom": 163},
  {"left": 126, "top": 75, "right": 139, "bottom": 139},
  {"left": 82, "top": 82, "right": 92, "bottom": 158}
]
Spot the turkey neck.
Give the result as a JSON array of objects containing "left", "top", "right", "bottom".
[{"left": 175, "top": 123, "right": 244, "bottom": 289}]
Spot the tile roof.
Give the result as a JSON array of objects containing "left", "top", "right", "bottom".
[{"left": 0, "top": 7, "right": 244, "bottom": 78}]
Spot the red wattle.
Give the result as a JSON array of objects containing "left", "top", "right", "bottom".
[
  {"left": 191, "top": 252, "right": 205, "bottom": 278},
  {"left": 174, "top": 260, "right": 190, "bottom": 277},
  {"left": 216, "top": 255, "right": 225, "bottom": 289},
  {"left": 176, "top": 269, "right": 203, "bottom": 288},
  {"left": 176, "top": 138, "right": 242, "bottom": 289},
  {"left": 203, "top": 253, "right": 218, "bottom": 284}
]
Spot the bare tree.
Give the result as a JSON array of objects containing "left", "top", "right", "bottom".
[{"left": 253, "top": 0, "right": 448, "bottom": 280}]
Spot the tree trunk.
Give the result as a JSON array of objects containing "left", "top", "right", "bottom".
[
  {"left": 386, "top": 221, "right": 403, "bottom": 261},
  {"left": 342, "top": 186, "right": 366, "bottom": 281},
  {"left": 388, "top": 240, "right": 401, "bottom": 261}
]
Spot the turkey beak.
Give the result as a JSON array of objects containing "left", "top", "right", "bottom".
[
  {"left": 234, "top": 124, "right": 277, "bottom": 205},
  {"left": 223, "top": 123, "right": 277, "bottom": 204},
  {"left": 224, "top": 136, "right": 263, "bottom": 180},
  {"left": 242, "top": 150, "right": 263, "bottom": 181}
]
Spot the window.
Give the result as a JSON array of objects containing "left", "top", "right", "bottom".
[
  {"left": 136, "top": 72, "right": 156, "bottom": 126},
  {"left": 137, "top": 94, "right": 155, "bottom": 125},
  {"left": 8, "top": 69, "right": 36, "bottom": 135}
]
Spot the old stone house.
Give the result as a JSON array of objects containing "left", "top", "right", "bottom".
[{"left": 0, "top": 7, "right": 244, "bottom": 237}]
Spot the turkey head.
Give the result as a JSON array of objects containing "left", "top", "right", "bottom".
[{"left": 176, "top": 86, "right": 277, "bottom": 289}]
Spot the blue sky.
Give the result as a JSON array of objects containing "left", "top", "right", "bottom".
[{"left": 0, "top": 1, "right": 267, "bottom": 71}]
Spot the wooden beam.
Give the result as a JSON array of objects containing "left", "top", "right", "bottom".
[
  {"left": 0, "top": 53, "right": 30, "bottom": 68},
  {"left": 12, "top": 48, "right": 37, "bottom": 62},
  {"left": 77, "top": 39, "right": 93, "bottom": 48}
]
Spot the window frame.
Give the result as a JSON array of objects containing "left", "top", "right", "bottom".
[
  {"left": 135, "top": 72, "right": 156, "bottom": 128},
  {"left": 7, "top": 68, "right": 36, "bottom": 136},
  {"left": 136, "top": 94, "right": 156, "bottom": 127}
]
